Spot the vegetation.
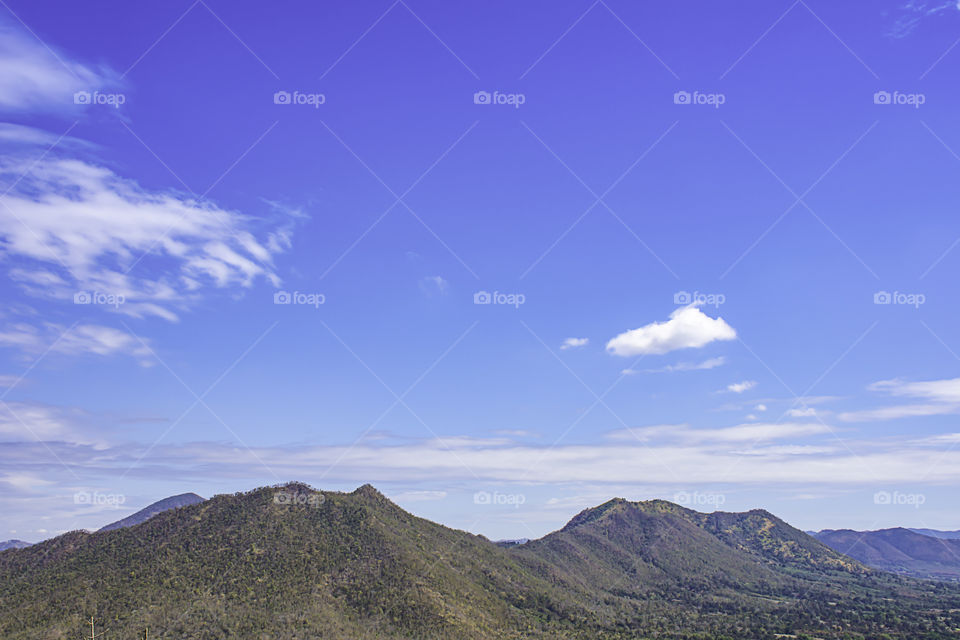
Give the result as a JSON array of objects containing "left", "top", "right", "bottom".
[{"left": 1, "top": 483, "right": 960, "bottom": 639}]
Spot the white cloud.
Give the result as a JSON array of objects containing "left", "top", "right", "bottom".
[
  {"left": 726, "top": 380, "right": 756, "bottom": 394},
  {"left": 730, "top": 445, "right": 838, "bottom": 456},
  {"left": 870, "top": 377, "right": 960, "bottom": 402},
  {"left": 839, "top": 377, "right": 960, "bottom": 422},
  {"left": 839, "top": 403, "right": 957, "bottom": 422},
  {"left": 913, "top": 432, "right": 960, "bottom": 446},
  {"left": 605, "top": 421, "right": 831, "bottom": 444},
  {"left": 0, "top": 123, "right": 90, "bottom": 148},
  {"left": 626, "top": 356, "right": 726, "bottom": 375},
  {"left": 418, "top": 275, "right": 448, "bottom": 296},
  {"left": 0, "top": 21, "right": 119, "bottom": 114},
  {"left": 888, "top": 0, "right": 960, "bottom": 38},
  {"left": 0, "top": 24, "right": 299, "bottom": 323},
  {"left": 0, "top": 155, "right": 296, "bottom": 320},
  {"left": 604, "top": 424, "right": 688, "bottom": 441},
  {"left": 0, "top": 374, "right": 23, "bottom": 388},
  {"left": 606, "top": 305, "right": 736, "bottom": 357},
  {"left": 755, "top": 404, "right": 767, "bottom": 412},
  {"left": 14, "top": 423, "right": 954, "bottom": 492},
  {"left": 0, "top": 403, "right": 73, "bottom": 440},
  {"left": 0, "top": 322, "right": 153, "bottom": 365},
  {"left": 787, "top": 407, "right": 817, "bottom": 418},
  {"left": 560, "top": 337, "right": 588, "bottom": 350}
]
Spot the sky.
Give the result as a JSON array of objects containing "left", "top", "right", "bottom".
[{"left": 2, "top": 0, "right": 960, "bottom": 542}]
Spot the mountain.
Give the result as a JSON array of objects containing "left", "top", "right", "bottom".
[
  {"left": 0, "top": 539, "right": 30, "bottom": 551},
  {"left": 98, "top": 492, "right": 204, "bottom": 532},
  {"left": 910, "top": 528, "right": 960, "bottom": 540},
  {"left": 494, "top": 538, "right": 529, "bottom": 548},
  {"left": 2, "top": 484, "right": 960, "bottom": 639},
  {"left": 814, "top": 527, "right": 960, "bottom": 580}
]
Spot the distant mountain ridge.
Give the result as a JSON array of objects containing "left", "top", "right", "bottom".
[
  {"left": 909, "top": 528, "right": 960, "bottom": 540},
  {"left": 1, "top": 483, "right": 959, "bottom": 639},
  {"left": 98, "top": 492, "right": 204, "bottom": 532},
  {"left": 813, "top": 527, "right": 960, "bottom": 580},
  {"left": 0, "top": 539, "right": 30, "bottom": 552}
]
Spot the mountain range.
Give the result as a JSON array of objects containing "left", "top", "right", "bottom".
[
  {"left": 909, "top": 528, "right": 960, "bottom": 540},
  {"left": 814, "top": 527, "right": 960, "bottom": 581},
  {"left": 2, "top": 483, "right": 960, "bottom": 638},
  {"left": 0, "top": 539, "right": 30, "bottom": 552}
]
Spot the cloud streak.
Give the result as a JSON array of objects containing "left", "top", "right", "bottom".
[{"left": 839, "top": 377, "right": 960, "bottom": 422}]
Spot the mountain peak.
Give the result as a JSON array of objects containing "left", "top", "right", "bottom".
[
  {"left": 562, "top": 498, "right": 695, "bottom": 531},
  {"left": 351, "top": 483, "right": 386, "bottom": 500},
  {"left": 98, "top": 492, "right": 205, "bottom": 532}
]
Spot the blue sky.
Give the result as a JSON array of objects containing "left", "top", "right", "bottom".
[{"left": 3, "top": 0, "right": 960, "bottom": 542}]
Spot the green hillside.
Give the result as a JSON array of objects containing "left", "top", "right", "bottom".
[{"left": 2, "top": 483, "right": 960, "bottom": 639}]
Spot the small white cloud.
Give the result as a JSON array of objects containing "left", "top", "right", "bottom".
[
  {"left": 560, "top": 337, "right": 588, "bottom": 350},
  {"left": 787, "top": 407, "right": 816, "bottom": 418},
  {"left": 606, "top": 305, "right": 736, "bottom": 357},
  {"left": 418, "top": 275, "right": 449, "bottom": 296},
  {"left": 726, "top": 380, "right": 756, "bottom": 394},
  {"left": 494, "top": 429, "right": 539, "bottom": 438},
  {"left": 755, "top": 404, "right": 767, "bottom": 411}
]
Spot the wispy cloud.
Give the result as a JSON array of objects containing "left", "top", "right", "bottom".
[
  {"left": 839, "top": 377, "right": 960, "bottom": 422},
  {"left": 418, "top": 275, "right": 449, "bottom": 296},
  {"left": 0, "top": 19, "right": 120, "bottom": 114},
  {"left": 888, "top": 0, "right": 960, "bottom": 38},
  {"left": 624, "top": 355, "right": 726, "bottom": 375},
  {"left": 0, "top": 151, "right": 297, "bottom": 321},
  {"left": 8, "top": 424, "right": 958, "bottom": 492},
  {"left": 0, "top": 322, "right": 154, "bottom": 366},
  {"left": 0, "top": 22, "right": 300, "bottom": 326}
]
